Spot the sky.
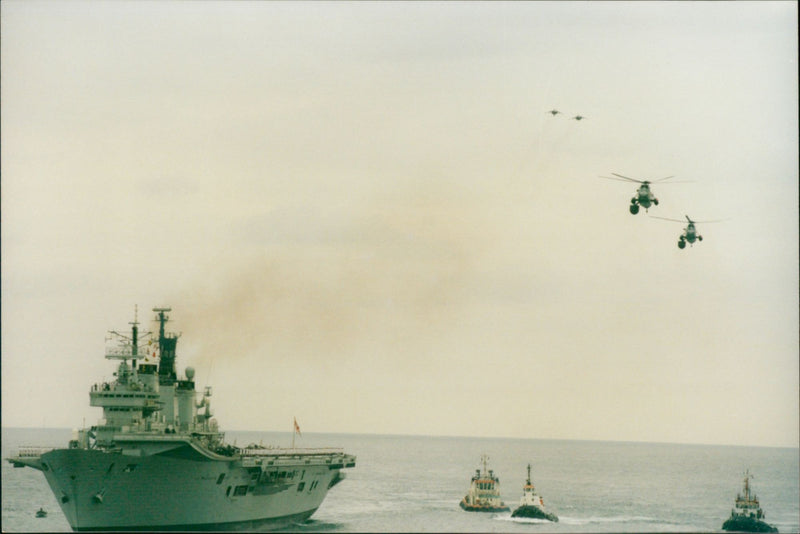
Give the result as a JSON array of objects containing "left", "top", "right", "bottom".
[{"left": 1, "top": 1, "right": 797, "bottom": 448}]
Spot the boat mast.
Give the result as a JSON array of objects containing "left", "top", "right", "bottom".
[
  {"left": 106, "top": 305, "right": 147, "bottom": 365},
  {"left": 130, "top": 305, "right": 139, "bottom": 366},
  {"left": 743, "top": 470, "right": 751, "bottom": 501}
]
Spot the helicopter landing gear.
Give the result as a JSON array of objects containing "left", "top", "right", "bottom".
[
  {"left": 629, "top": 200, "right": 639, "bottom": 215},
  {"left": 678, "top": 238, "right": 686, "bottom": 249}
]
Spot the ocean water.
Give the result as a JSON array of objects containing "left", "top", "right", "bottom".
[{"left": 2, "top": 428, "right": 798, "bottom": 533}]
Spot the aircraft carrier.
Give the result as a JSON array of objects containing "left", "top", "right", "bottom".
[{"left": 8, "top": 307, "right": 356, "bottom": 531}]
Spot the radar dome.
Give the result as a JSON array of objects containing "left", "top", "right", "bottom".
[{"left": 185, "top": 367, "right": 195, "bottom": 380}]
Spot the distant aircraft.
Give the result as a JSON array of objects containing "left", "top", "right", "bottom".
[
  {"left": 650, "top": 215, "right": 724, "bottom": 249},
  {"left": 572, "top": 115, "right": 585, "bottom": 121},
  {"left": 548, "top": 110, "right": 561, "bottom": 116}
]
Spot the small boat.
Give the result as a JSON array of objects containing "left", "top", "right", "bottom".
[
  {"left": 511, "top": 463, "right": 558, "bottom": 522},
  {"left": 459, "top": 454, "right": 510, "bottom": 512},
  {"left": 721, "top": 470, "right": 778, "bottom": 533},
  {"left": 35, "top": 508, "right": 47, "bottom": 518}
]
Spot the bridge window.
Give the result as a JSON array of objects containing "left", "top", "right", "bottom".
[
  {"left": 233, "top": 485, "right": 248, "bottom": 496},
  {"left": 216, "top": 473, "right": 225, "bottom": 485},
  {"left": 297, "top": 482, "right": 305, "bottom": 492}
]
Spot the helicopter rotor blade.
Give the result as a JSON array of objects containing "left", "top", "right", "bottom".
[
  {"left": 690, "top": 218, "right": 727, "bottom": 224},
  {"left": 599, "top": 175, "right": 639, "bottom": 183},
  {"left": 603, "top": 173, "right": 693, "bottom": 185},
  {"left": 651, "top": 215, "right": 727, "bottom": 224},
  {"left": 649, "top": 215, "right": 687, "bottom": 223},
  {"left": 610, "top": 173, "right": 644, "bottom": 183}
]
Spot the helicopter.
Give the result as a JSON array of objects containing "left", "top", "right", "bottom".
[
  {"left": 649, "top": 215, "right": 723, "bottom": 249},
  {"left": 600, "top": 172, "right": 684, "bottom": 214}
]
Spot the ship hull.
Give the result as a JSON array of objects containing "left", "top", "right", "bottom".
[
  {"left": 511, "top": 505, "right": 558, "bottom": 522},
  {"left": 459, "top": 499, "right": 509, "bottom": 513},
  {"left": 39, "top": 448, "right": 346, "bottom": 531},
  {"left": 73, "top": 509, "right": 316, "bottom": 532},
  {"left": 722, "top": 516, "right": 778, "bottom": 533}
]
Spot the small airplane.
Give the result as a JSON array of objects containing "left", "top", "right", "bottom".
[
  {"left": 599, "top": 172, "right": 682, "bottom": 214},
  {"left": 572, "top": 115, "right": 585, "bottom": 121},
  {"left": 650, "top": 215, "right": 724, "bottom": 249},
  {"left": 548, "top": 109, "right": 561, "bottom": 116}
]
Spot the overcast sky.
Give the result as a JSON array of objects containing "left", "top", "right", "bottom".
[{"left": 2, "top": 1, "right": 797, "bottom": 448}]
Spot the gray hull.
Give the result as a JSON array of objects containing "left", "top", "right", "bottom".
[
  {"left": 39, "top": 448, "right": 347, "bottom": 531},
  {"left": 73, "top": 510, "right": 316, "bottom": 532},
  {"left": 7, "top": 307, "right": 356, "bottom": 531}
]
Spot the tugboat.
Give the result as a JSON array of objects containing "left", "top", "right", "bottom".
[
  {"left": 7, "top": 306, "right": 356, "bottom": 531},
  {"left": 35, "top": 508, "right": 47, "bottom": 518},
  {"left": 721, "top": 470, "right": 778, "bottom": 533},
  {"left": 511, "top": 463, "right": 558, "bottom": 522},
  {"left": 459, "top": 454, "right": 510, "bottom": 512}
]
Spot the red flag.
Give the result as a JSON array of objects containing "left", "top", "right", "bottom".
[{"left": 293, "top": 417, "right": 301, "bottom": 437}]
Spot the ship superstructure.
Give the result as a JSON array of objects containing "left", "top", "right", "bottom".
[
  {"left": 8, "top": 307, "right": 356, "bottom": 531},
  {"left": 721, "top": 470, "right": 778, "bottom": 532},
  {"left": 510, "top": 463, "right": 558, "bottom": 522},
  {"left": 459, "top": 454, "right": 510, "bottom": 513}
]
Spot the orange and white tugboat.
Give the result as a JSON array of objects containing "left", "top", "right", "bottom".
[
  {"left": 721, "top": 470, "right": 778, "bottom": 533},
  {"left": 459, "top": 454, "right": 510, "bottom": 512},
  {"left": 511, "top": 463, "right": 558, "bottom": 522}
]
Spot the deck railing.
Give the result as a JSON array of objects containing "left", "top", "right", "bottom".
[
  {"left": 239, "top": 446, "right": 345, "bottom": 457},
  {"left": 16, "top": 446, "right": 55, "bottom": 457}
]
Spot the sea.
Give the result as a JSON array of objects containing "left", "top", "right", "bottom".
[{"left": 2, "top": 428, "right": 798, "bottom": 533}]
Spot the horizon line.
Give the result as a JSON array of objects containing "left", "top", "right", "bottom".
[{"left": 2, "top": 426, "right": 797, "bottom": 450}]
